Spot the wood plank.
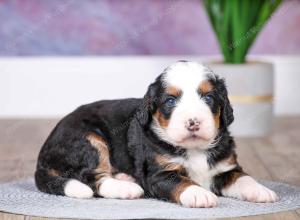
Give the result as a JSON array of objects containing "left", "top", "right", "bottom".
[
  {"left": 249, "top": 211, "right": 300, "bottom": 220},
  {"left": 0, "top": 119, "right": 58, "bottom": 182},
  {"left": 0, "top": 212, "right": 25, "bottom": 220},
  {"left": 215, "top": 210, "right": 300, "bottom": 220},
  {"left": 235, "top": 138, "right": 273, "bottom": 180},
  {"left": 252, "top": 138, "right": 300, "bottom": 186}
]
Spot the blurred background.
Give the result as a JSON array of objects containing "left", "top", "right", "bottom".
[
  {"left": 0, "top": 1, "right": 300, "bottom": 219},
  {"left": 0, "top": 0, "right": 299, "bottom": 124},
  {"left": 0, "top": 0, "right": 299, "bottom": 55}
]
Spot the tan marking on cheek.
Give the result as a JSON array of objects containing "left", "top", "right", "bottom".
[
  {"left": 166, "top": 86, "right": 181, "bottom": 97},
  {"left": 171, "top": 177, "right": 198, "bottom": 203},
  {"left": 199, "top": 80, "right": 213, "bottom": 94},
  {"left": 154, "top": 110, "right": 169, "bottom": 128},
  {"left": 86, "top": 133, "right": 113, "bottom": 188},
  {"left": 155, "top": 154, "right": 185, "bottom": 173},
  {"left": 152, "top": 85, "right": 180, "bottom": 128},
  {"left": 48, "top": 169, "right": 60, "bottom": 177}
]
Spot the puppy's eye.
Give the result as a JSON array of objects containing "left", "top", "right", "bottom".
[
  {"left": 203, "top": 95, "right": 213, "bottom": 104},
  {"left": 165, "top": 97, "right": 177, "bottom": 107}
]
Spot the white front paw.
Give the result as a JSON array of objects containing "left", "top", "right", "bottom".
[
  {"left": 240, "top": 183, "right": 279, "bottom": 203},
  {"left": 223, "top": 176, "right": 279, "bottom": 203},
  {"left": 99, "top": 178, "right": 144, "bottom": 199},
  {"left": 180, "top": 185, "right": 218, "bottom": 208}
]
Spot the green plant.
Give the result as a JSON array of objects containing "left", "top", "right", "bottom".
[{"left": 203, "top": 0, "right": 282, "bottom": 64}]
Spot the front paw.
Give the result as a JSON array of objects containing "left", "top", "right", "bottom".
[
  {"left": 241, "top": 183, "right": 278, "bottom": 203},
  {"left": 99, "top": 178, "right": 144, "bottom": 199},
  {"left": 180, "top": 185, "right": 218, "bottom": 208},
  {"left": 224, "top": 176, "right": 279, "bottom": 203}
]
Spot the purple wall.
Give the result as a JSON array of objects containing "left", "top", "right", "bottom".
[{"left": 0, "top": 0, "right": 299, "bottom": 56}]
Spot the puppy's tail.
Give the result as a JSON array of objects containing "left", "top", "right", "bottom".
[{"left": 35, "top": 168, "right": 94, "bottom": 199}]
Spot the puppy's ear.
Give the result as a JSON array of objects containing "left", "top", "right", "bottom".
[
  {"left": 215, "top": 77, "right": 234, "bottom": 128},
  {"left": 136, "top": 82, "right": 159, "bottom": 126},
  {"left": 221, "top": 91, "right": 234, "bottom": 127}
]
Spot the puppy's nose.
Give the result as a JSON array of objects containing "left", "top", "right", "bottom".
[{"left": 186, "top": 118, "right": 200, "bottom": 132}]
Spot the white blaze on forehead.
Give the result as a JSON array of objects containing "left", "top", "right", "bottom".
[{"left": 163, "top": 62, "right": 210, "bottom": 90}]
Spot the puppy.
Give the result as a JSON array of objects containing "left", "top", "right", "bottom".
[{"left": 35, "top": 61, "right": 278, "bottom": 208}]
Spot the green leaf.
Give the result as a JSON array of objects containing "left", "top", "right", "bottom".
[{"left": 202, "top": 0, "right": 282, "bottom": 64}]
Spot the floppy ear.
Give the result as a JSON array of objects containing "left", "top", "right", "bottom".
[
  {"left": 215, "top": 77, "right": 234, "bottom": 128},
  {"left": 135, "top": 82, "right": 159, "bottom": 127},
  {"left": 221, "top": 90, "right": 234, "bottom": 127}
]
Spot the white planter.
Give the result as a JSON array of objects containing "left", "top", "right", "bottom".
[{"left": 205, "top": 61, "right": 274, "bottom": 137}]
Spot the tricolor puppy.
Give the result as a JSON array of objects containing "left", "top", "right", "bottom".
[{"left": 35, "top": 61, "right": 278, "bottom": 208}]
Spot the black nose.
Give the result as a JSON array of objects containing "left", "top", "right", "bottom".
[{"left": 186, "top": 118, "right": 200, "bottom": 132}]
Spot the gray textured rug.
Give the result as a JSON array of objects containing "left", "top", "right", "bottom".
[{"left": 0, "top": 179, "right": 300, "bottom": 219}]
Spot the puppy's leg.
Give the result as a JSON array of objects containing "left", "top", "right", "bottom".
[
  {"left": 87, "top": 133, "right": 144, "bottom": 199},
  {"left": 35, "top": 168, "right": 94, "bottom": 199},
  {"left": 212, "top": 168, "right": 278, "bottom": 202},
  {"left": 148, "top": 173, "right": 218, "bottom": 208},
  {"left": 147, "top": 155, "right": 218, "bottom": 208}
]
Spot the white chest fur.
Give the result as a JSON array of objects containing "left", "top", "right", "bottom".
[{"left": 172, "top": 150, "right": 236, "bottom": 190}]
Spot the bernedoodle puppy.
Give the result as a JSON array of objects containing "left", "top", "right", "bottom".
[{"left": 35, "top": 61, "right": 278, "bottom": 208}]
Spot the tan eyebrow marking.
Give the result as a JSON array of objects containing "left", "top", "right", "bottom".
[
  {"left": 166, "top": 86, "right": 182, "bottom": 97},
  {"left": 199, "top": 80, "right": 213, "bottom": 94}
]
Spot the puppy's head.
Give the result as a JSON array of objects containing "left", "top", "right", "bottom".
[{"left": 138, "top": 61, "right": 233, "bottom": 149}]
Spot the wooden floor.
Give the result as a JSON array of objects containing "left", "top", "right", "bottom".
[{"left": 0, "top": 117, "right": 300, "bottom": 220}]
